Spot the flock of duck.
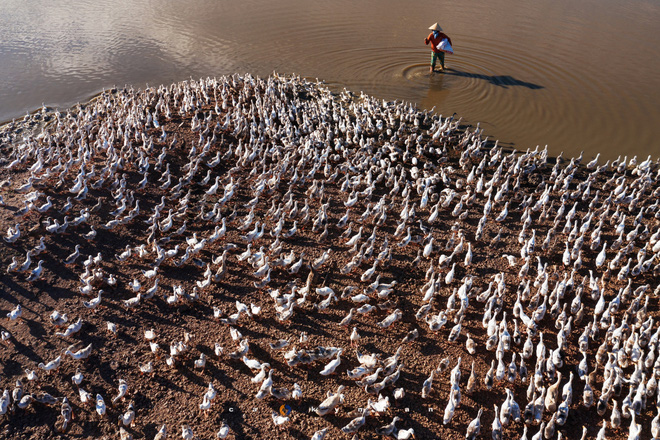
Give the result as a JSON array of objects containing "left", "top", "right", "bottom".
[{"left": 0, "top": 72, "right": 659, "bottom": 439}]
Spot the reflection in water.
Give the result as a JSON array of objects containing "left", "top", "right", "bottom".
[{"left": 0, "top": 0, "right": 659, "bottom": 160}]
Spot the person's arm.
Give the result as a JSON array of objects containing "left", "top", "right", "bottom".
[{"left": 424, "top": 33, "right": 432, "bottom": 45}]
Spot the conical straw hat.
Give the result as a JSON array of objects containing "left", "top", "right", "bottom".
[{"left": 429, "top": 23, "right": 443, "bottom": 31}]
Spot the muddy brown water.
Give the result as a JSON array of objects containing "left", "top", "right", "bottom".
[{"left": 1, "top": 0, "right": 659, "bottom": 161}]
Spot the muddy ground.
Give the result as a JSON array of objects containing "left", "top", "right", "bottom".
[{"left": 0, "top": 78, "right": 658, "bottom": 440}]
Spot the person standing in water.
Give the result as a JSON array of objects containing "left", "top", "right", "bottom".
[{"left": 425, "top": 23, "right": 452, "bottom": 73}]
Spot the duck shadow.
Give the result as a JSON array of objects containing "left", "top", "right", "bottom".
[
  {"left": 220, "top": 401, "right": 252, "bottom": 439},
  {"left": 152, "top": 373, "right": 187, "bottom": 394},
  {"left": 0, "top": 276, "right": 39, "bottom": 304},
  {"left": 442, "top": 68, "right": 544, "bottom": 89}
]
